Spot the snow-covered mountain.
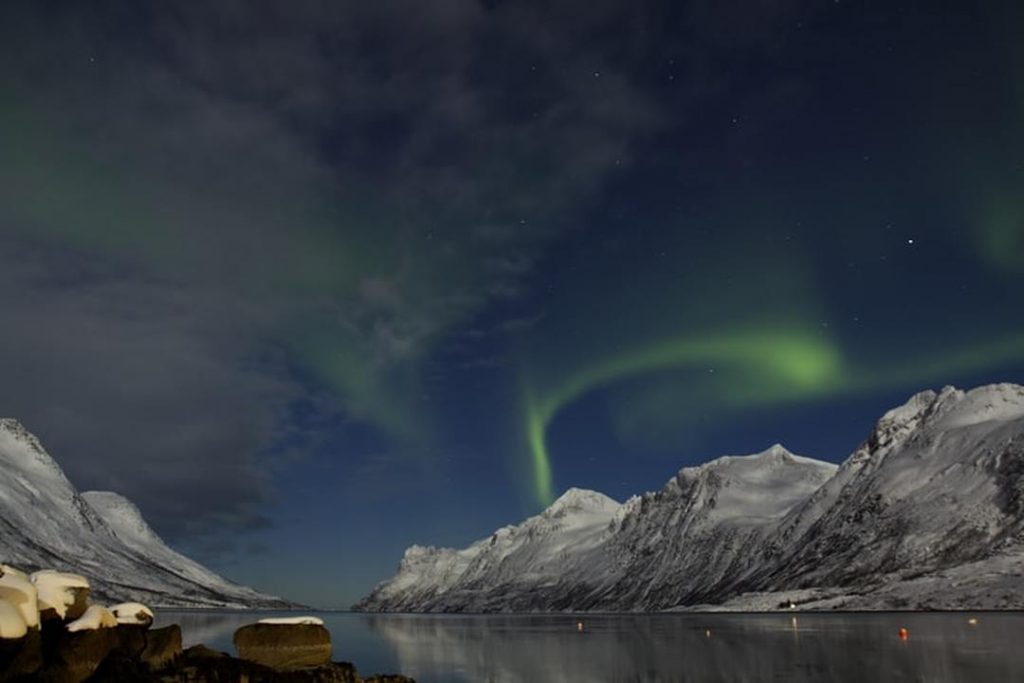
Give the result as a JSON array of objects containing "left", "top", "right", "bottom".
[
  {"left": 0, "top": 418, "right": 292, "bottom": 608},
  {"left": 357, "top": 383, "right": 1024, "bottom": 611},
  {"left": 357, "top": 445, "right": 834, "bottom": 611}
]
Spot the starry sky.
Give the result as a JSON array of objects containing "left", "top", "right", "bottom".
[{"left": 0, "top": 1, "right": 1022, "bottom": 607}]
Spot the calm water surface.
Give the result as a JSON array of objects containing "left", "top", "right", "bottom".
[{"left": 154, "top": 610, "right": 1024, "bottom": 682}]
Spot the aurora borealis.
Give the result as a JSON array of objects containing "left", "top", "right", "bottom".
[{"left": 1, "top": 1, "right": 1022, "bottom": 606}]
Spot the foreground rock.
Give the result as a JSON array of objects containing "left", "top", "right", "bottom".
[
  {"left": 234, "top": 622, "right": 332, "bottom": 670},
  {"left": 138, "top": 625, "right": 181, "bottom": 671},
  {"left": 1, "top": 620, "right": 412, "bottom": 683},
  {"left": 0, "top": 627, "right": 40, "bottom": 680},
  {"left": 0, "top": 565, "right": 411, "bottom": 682},
  {"left": 41, "top": 624, "right": 117, "bottom": 683}
]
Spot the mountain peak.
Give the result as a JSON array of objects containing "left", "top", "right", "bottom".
[
  {"left": 0, "top": 418, "right": 47, "bottom": 454},
  {"left": 869, "top": 383, "right": 1024, "bottom": 452},
  {"left": 756, "top": 443, "right": 794, "bottom": 460},
  {"left": 674, "top": 444, "right": 833, "bottom": 485},
  {"left": 544, "top": 487, "right": 620, "bottom": 517},
  {"left": 940, "top": 383, "right": 1024, "bottom": 427},
  {"left": 0, "top": 417, "right": 75, "bottom": 490}
]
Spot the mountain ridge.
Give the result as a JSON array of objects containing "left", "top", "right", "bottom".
[
  {"left": 0, "top": 418, "right": 294, "bottom": 608},
  {"left": 357, "top": 383, "right": 1024, "bottom": 612}
]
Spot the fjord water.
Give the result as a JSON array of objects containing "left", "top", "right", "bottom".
[{"left": 154, "top": 611, "right": 1024, "bottom": 682}]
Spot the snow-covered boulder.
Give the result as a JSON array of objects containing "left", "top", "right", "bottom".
[
  {"left": 0, "top": 569, "right": 38, "bottom": 629},
  {"left": 66, "top": 605, "right": 117, "bottom": 632},
  {"left": 0, "top": 600, "right": 27, "bottom": 639},
  {"left": 31, "top": 570, "right": 90, "bottom": 621},
  {"left": 109, "top": 602, "right": 154, "bottom": 626}
]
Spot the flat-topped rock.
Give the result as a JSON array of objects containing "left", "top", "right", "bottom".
[{"left": 234, "top": 622, "right": 332, "bottom": 671}]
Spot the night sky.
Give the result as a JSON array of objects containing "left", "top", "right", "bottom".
[{"left": 1, "top": 1, "right": 1022, "bottom": 607}]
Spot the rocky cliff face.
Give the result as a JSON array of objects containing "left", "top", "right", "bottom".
[
  {"left": 0, "top": 419, "right": 292, "bottom": 608},
  {"left": 751, "top": 384, "right": 1024, "bottom": 593},
  {"left": 357, "top": 383, "right": 1024, "bottom": 612}
]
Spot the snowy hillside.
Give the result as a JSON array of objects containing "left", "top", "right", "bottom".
[
  {"left": 356, "top": 488, "right": 621, "bottom": 611},
  {"left": 0, "top": 418, "right": 292, "bottom": 608},
  {"left": 357, "top": 383, "right": 1024, "bottom": 612},
  {"left": 596, "top": 444, "right": 837, "bottom": 609}
]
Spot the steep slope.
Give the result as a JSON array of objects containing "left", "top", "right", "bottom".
[
  {"left": 80, "top": 491, "right": 283, "bottom": 607},
  {"left": 594, "top": 444, "right": 837, "bottom": 608},
  {"left": 754, "top": 383, "right": 1024, "bottom": 592},
  {"left": 356, "top": 488, "right": 621, "bottom": 611},
  {"left": 0, "top": 418, "right": 292, "bottom": 608}
]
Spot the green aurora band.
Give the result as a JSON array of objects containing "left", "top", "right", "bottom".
[
  {"left": 523, "top": 328, "right": 845, "bottom": 506},
  {"left": 524, "top": 328, "right": 1024, "bottom": 507}
]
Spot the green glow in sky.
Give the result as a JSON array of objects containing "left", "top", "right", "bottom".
[
  {"left": 523, "top": 328, "right": 844, "bottom": 505},
  {"left": 979, "top": 196, "right": 1024, "bottom": 273},
  {"left": 524, "top": 327, "right": 1024, "bottom": 507}
]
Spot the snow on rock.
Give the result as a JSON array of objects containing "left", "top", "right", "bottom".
[
  {"left": 0, "top": 569, "right": 38, "bottom": 628},
  {"left": 0, "top": 599, "right": 27, "bottom": 639},
  {"left": 66, "top": 604, "right": 117, "bottom": 632},
  {"left": 1, "top": 565, "right": 28, "bottom": 580},
  {"left": 109, "top": 602, "right": 154, "bottom": 625},
  {"left": 31, "top": 570, "right": 89, "bottom": 619},
  {"left": 257, "top": 616, "right": 325, "bottom": 626}
]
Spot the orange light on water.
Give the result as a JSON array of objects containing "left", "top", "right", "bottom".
[{"left": 898, "top": 627, "right": 909, "bottom": 640}]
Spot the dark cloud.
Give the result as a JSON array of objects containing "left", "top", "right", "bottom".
[
  {"left": 0, "top": 0, "right": 667, "bottom": 548},
  {"left": 0, "top": 235, "right": 294, "bottom": 539}
]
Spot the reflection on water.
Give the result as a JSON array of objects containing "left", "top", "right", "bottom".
[{"left": 155, "top": 610, "right": 1024, "bottom": 683}]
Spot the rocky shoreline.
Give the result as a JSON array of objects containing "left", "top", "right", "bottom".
[{"left": 0, "top": 565, "right": 413, "bottom": 683}]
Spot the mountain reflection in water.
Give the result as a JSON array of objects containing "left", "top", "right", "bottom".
[{"left": 157, "top": 611, "right": 1024, "bottom": 683}]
